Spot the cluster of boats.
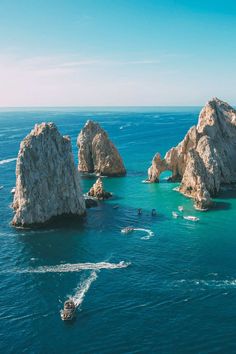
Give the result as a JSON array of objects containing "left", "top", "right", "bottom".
[{"left": 172, "top": 206, "right": 200, "bottom": 222}]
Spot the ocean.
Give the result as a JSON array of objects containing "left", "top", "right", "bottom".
[{"left": 0, "top": 108, "right": 236, "bottom": 354}]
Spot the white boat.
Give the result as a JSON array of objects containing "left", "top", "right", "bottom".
[
  {"left": 11, "top": 187, "right": 16, "bottom": 194},
  {"left": 183, "top": 215, "right": 199, "bottom": 222},
  {"left": 172, "top": 211, "right": 180, "bottom": 218},
  {"left": 178, "top": 206, "right": 184, "bottom": 212},
  {"left": 121, "top": 227, "right": 134, "bottom": 234}
]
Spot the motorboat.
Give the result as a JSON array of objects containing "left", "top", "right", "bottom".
[
  {"left": 178, "top": 206, "right": 184, "bottom": 212},
  {"left": 121, "top": 226, "right": 134, "bottom": 234},
  {"left": 60, "top": 299, "right": 76, "bottom": 321},
  {"left": 183, "top": 215, "right": 199, "bottom": 222},
  {"left": 11, "top": 187, "right": 16, "bottom": 194}
]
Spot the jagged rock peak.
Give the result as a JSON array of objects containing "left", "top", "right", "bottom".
[
  {"left": 147, "top": 98, "right": 236, "bottom": 210},
  {"left": 12, "top": 122, "right": 86, "bottom": 227},
  {"left": 88, "top": 178, "right": 112, "bottom": 200},
  {"left": 77, "top": 120, "right": 126, "bottom": 177}
]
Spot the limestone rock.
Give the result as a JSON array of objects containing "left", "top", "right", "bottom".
[
  {"left": 147, "top": 98, "right": 236, "bottom": 210},
  {"left": 88, "top": 178, "right": 112, "bottom": 200},
  {"left": 12, "top": 122, "right": 86, "bottom": 227},
  {"left": 77, "top": 120, "right": 126, "bottom": 176}
]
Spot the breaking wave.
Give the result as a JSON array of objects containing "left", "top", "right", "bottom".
[
  {"left": 0, "top": 157, "right": 17, "bottom": 165},
  {"left": 13, "top": 261, "right": 130, "bottom": 274},
  {"left": 72, "top": 271, "right": 98, "bottom": 308}
]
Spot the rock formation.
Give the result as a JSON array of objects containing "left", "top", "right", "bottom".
[
  {"left": 147, "top": 98, "right": 236, "bottom": 210},
  {"left": 84, "top": 196, "right": 99, "bottom": 208},
  {"left": 77, "top": 120, "right": 126, "bottom": 176},
  {"left": 12, "top": 122, "right": 86, "bottom": 227},
  {"left": 88, "top": 178, "right": 112, "bottom": 200}
]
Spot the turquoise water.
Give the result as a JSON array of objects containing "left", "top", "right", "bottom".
[{"left": 0, "top": 108, "right": 236, "bottom": 353}]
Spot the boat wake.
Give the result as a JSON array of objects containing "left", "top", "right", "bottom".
[
  {"left": 72, "top": 271, "right": 98, "bottom": 308},
  {"left": 133, "top": 228, "right": 154, "bottom": 240},
  {"left": 0, "top": 157, "right": 17, "bottom": 165},
  {"left": 173, "top": 279, "right": 236, "bottom": 289},
  {"left": 14, "top": 261, "right": 130, "bottom": 274}
]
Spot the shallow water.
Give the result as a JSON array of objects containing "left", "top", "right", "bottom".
[{"left": 0, "top": 108, "right": 236, "bottom": 353}]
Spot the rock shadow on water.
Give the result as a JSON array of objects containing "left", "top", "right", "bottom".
[
  {"left": 209, "top": 201, "right": 231, "bottom": 211},
  {"left": 14, "top": 213, "right": 87, "bottom": 233},
  {"left": 217, "top": 187, "right": 236, "bottom": 200}
]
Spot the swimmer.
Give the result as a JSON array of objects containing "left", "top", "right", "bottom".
[{"left": 137, "top": 208, "right": 142, "bottom": 215}]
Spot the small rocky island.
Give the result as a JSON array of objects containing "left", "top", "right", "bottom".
[
  {"left": 12, "top": 123, "right": 86, "bottom": 227},
  {"left": 88, "top": 178, "right": 112, "bottom": 200},
  {"left": 77, "top": 120, "right": 126, "bottom": 176},
  {"left": 147, "top": 98, "right": 236, "bottom": 210}
]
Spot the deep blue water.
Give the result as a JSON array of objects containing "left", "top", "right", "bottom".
[{"left": 0, "top": 108, "right": 236, "bottom": 354}]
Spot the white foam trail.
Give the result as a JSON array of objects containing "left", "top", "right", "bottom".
[
  {"left": 0, "top": 158, "right": 17, "bottom": 165},
  {"left": 72, "top": 271, "right": 98, "bottom": 307},
  {"left": 14, "top": 261, "right": 130, "bottom": 274},
  {"left": 133, "top": 228, "right": 154, "bottom": 240},
  {"left": 174, "top": 279, "right": 236, "bottom": 289}
]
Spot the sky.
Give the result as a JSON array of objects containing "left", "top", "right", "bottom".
[{"left": 0, "top": 0, "right": 235, "bottom": 106}]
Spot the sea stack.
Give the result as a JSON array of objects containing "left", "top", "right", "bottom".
[
  {"left": 147, "top": 98, "right": 236, "bottom": 210},
  {"left": 88, "top": 178, "right": 112, "bottom": 200},
  {"left": 12, "top": 123, "right": 86, "bottom": 227},
  {"left": 77, "top": 120, "right": 126, "bottom": 176}
]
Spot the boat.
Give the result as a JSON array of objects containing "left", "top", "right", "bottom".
[
  {"left": 11, "top": 187, "right": 16, "bottom": 194},
  {"left": 60, "top": 299, "right": 76, "bottom": 321},
  {"left": 183, "top": 216, "right": 199, "bottom": 222},
  {"left": 121, "top": 226, "right": 134, "bottom": 234},
  {"left": 178, "top": 206, "right": 184, "bottom": 212},
  {"left": 172, "top": 211, "right": 180, "bottom": 218}
]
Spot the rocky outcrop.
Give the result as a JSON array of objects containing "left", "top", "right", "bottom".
[
  {"left": 147, "top": 98, "right": 236, "bottom": 210},
  {"left": 88, "top": 178, "right": 112, "bottom": 200},
  {"left": 84, "top": 196, "right": 99, "bottom": 208},
  {"left": 77, "top": 120, "right": 126, "bottom": 176},
  {"left": 12, "top": 123, "right": 86, "bottom": 227}
]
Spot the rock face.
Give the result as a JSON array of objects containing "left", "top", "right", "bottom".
[
  {"left": 148, "top": 98, "right": 236, "bottom": 210},
  {"left": 88, "top": 178, "right": 112, "bottom": 200},
  {"left": 12, "top": 123, "right": 86, "bottom": 227},
  {"left": 77, "top": 120, "right": 126, "bottom": 176}
]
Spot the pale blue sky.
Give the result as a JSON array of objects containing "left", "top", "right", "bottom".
[{"left": 0, "top": 0, "right": 235, "bottom": 106}]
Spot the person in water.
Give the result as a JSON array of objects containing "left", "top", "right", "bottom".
[
  {"left": 151, "top": 209, "right": 157, "bottom": 216},
  {"left": 137, "top": 208, "right": 142, "bottom": 215}
]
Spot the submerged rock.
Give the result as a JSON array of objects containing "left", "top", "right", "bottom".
[
  {"left": 88, "top": 178, "right": 112, "bottom": 200},
  {"left": 147, "top": 98, "right": 236, "bottom": 210},
  {"left": 84, "top": 196, "right": 99, "bottom": 208},
  {"left": 77, "top": 120, "right": 126, "bottom": 176},
  {"left": 12, "top": 123, "right": 86, "bottom": 227}
]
